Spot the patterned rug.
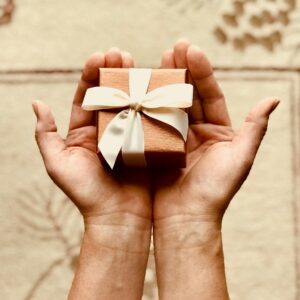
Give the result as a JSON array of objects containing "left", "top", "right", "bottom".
[{"left": 1, "top": 1, "right": 300, "bottom": 299}]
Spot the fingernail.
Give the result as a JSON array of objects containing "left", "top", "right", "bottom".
[
  {"left": 273, "top": 98, "right": 280, "bottom": 109},
  {"left": 274, "top": 98, "right": 280, "bottom": 105},
  {"left": 269, "top": 98, "right": 280, "bottom": 114},
  {"left": 32, "top": 100, "right": 39, "bottom": 117}
]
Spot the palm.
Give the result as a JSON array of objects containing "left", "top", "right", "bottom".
[
  {"left": 154, "top": 123, "right": 245, "bottom": 220},
  {"left": 57, "top": 125, "right": 149, "bottom": 216}
]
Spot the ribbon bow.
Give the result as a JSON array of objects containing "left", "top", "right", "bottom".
[{"left": 82, "top": 68, "right": 193, "bottom": 169}]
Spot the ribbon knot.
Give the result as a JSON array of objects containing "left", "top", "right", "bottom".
[
  {"left": 129, "top": 101, "right": 142, "bottom": 112},
  {"left": 82, "top": 68, "right": 193, "bottom": 169}
]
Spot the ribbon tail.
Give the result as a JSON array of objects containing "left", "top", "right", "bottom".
[
  {"left": 122, "top": 110, "right": 147, "bottom": 167},
  {"left": 143, "top": 108, "right": 189, "bottom": 141},
  {"left": 99, "top": 110, "right": 129, "bottom": 169}
]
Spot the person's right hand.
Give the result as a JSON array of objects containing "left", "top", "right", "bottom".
[
  {"left": 33, "top": 49, "right": 152, "bottom": 234},
  {"left": 33, "top": 49, "right": 154, "bottom": 300}
]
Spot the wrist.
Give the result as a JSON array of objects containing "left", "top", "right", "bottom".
[
  {"left": 154, "top": 214, "right": 222, "bottom": 251},
  {"left": 83, "top": 211, "right": 152, "bottom": 253},
  {"left": 68, "top": 212, "right": 151, "bottom": 300},
  {"left": 153, "top": 215, "right": 229, "bottom": 300}
]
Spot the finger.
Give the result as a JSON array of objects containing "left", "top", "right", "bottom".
[
  {"left": 69, "top": 52, "right": 105, "bottom": 131},
  {"left": 187, "top": 46, "right": 231, "bottom": 126},
  {"left": 33, "top": 101, "right": 66, "bottom": 174},
  {"left": 121, "top": 51, "right": 134, "bottom": 68},
  {"left": 233, "top": 98, "right": 280, "bottom": 165},
  {"left": 160, "top": 44, "right": 204, "bottom": 123},
  {"left": 105, "top": 47, "right": 122, "bottom": 68},
  {"left": 189, "top": 91, "right": 205, "bottom": 124},
  {"left": 173, "top": 41, "right": 204, "bottom": 124},
  {"left": 173, "top": 39, "right": 191, "bottom": 68},
  {"left": 160, "top": 49, "right": 176, "bottom": 68}
]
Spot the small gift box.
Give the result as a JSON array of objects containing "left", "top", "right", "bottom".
[{"left": 82, "top": 68, "right": 193, "bottom": 169}]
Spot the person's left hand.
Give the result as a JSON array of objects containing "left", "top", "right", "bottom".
[
  {"left": 152, "top": 40, "right": 279, "bottom": 236},
  {"left": 150, "top": 40, "right": 279, "bottom": 300}
]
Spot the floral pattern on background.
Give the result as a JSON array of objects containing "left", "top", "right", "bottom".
[
  {"left": 0, "top": 0, "right": 14, "bottom": 25},
  {"left": 214, "top": 0, "right": 296, "bottom": 51}
]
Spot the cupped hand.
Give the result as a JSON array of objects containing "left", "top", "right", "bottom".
[
  {"left": 33, "top": 49, "right": 151, "bottom": 228},
  {"left": 153, "top": 40, "right": 279, "bottom": 227}
]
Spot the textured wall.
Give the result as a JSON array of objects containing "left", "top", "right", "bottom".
[{"left": 1, "top": 1, "right": 300, "bottom": 299}]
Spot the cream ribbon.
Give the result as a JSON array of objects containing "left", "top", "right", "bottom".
[{"left": 82, "top": 68, "right": 193, "bottom": 169}]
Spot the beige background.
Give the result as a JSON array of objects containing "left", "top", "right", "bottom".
[{"left": 0, "top": 1, "right": 300, "bottom": 299}]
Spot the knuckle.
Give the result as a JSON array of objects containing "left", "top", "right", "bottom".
[{"left": 246, "top": 114, "right": 269, "bottom": 134}]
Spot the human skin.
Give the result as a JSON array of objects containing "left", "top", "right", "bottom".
[
  {"left": 152, "top": 40, "right": 279, "bottom": 300},
  {"left": 33, "top": 42, "right": 279, "bottom": 300},
  {"left": 33, "top": 48, "right": 152, "bottom": 300}
]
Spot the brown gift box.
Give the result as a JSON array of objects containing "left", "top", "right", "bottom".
[{"left": 97, "top": 68, "right": 189, "bottom": 168}]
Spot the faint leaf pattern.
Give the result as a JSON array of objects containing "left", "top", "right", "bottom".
[
  {"left": 16, "top": 182, "right": 82, "bottom": 299},
  {"left": 17, "top": 182, "right": 158, "bottom": 299}
]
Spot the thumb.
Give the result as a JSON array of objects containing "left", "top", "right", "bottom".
[
  {"left": 233, "top": 97, "right": 280, "bottom": 165},
  {"left": 32, "top": 101, "right": 66, "bottom": 174}
]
